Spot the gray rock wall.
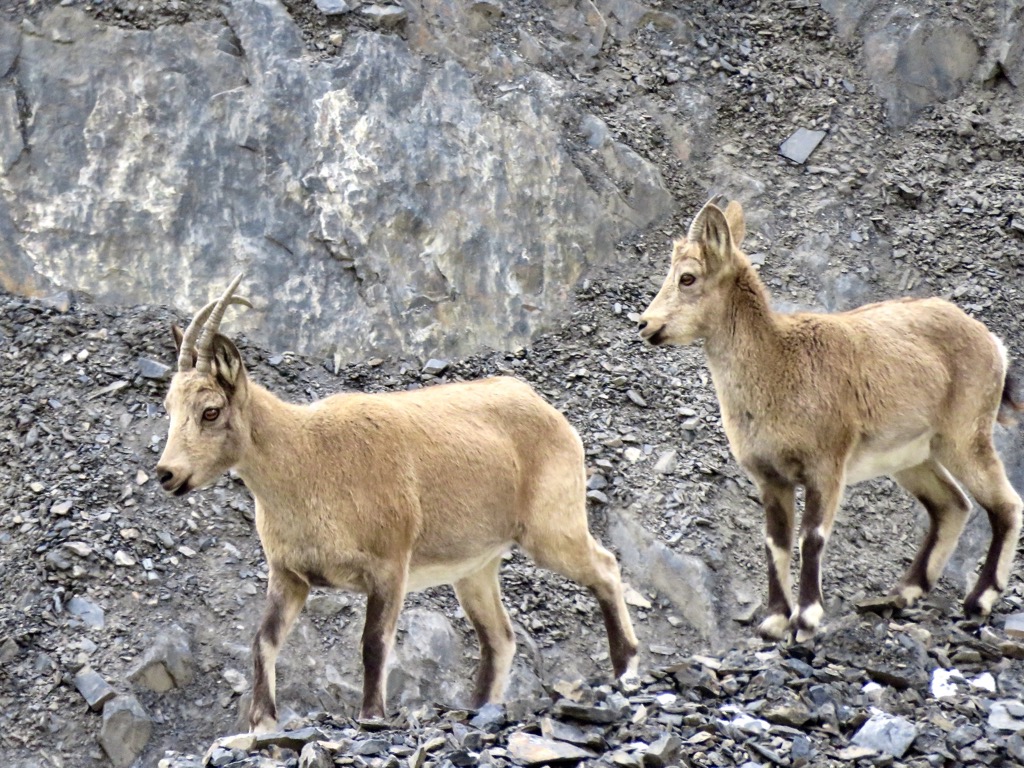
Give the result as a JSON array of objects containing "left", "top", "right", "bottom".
[{"left": 0, "top": 1, "right": 672, "bottom": 362}]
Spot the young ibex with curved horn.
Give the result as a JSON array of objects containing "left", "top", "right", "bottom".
[
  {"left": 156, "top": 275, "right": 639, "bottom": 732},
  {"left": 639, "top": 197, "right": 1023, "bottom": 641}
]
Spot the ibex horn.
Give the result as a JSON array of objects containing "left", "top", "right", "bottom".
[
  {"left": 177, "top": 274, "right": 251, "bottom": 373},
  {"left": 687, "top": 195, "right": 727, "bottom": 242}
]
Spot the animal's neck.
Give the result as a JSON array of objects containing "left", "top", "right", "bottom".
[
  {"left": 703, "top": 263, "right": 782, "bottom": 396},
  {"left": 234, "top": 382, "right": 307, "bottom": 500}
]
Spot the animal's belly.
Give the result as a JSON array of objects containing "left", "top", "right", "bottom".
[
  {"left": 845, "top": 432, "right": 933, "bottom": 484},
  {"left": 407, "top": 546, "right": 510, "bottom": 592}
]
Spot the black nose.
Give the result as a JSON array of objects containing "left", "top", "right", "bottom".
[
  {"left": 157, "top": 468, "right": 174, "bottom": 487},
  {"left": 637, "top": 320, "right": 648, "bottom": 331}
]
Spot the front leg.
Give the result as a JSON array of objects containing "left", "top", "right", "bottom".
[
  {"left": 359, "top": 566, "right": 407, "bottom": 720},
  {"left": 794, "top": 473, "right": 844, "bottom": 642},
  {"left": 249, "top": 566, "right": 310, "bottom": 733},
  {"left": 755, "top": 478, "right": 796, "bottom": 640}
]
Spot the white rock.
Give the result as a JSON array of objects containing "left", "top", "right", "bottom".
[
  {"left": 930, "top": 667, "right": 963, "bottom": 698},
  {"left": 114, "top": 550, "right": 136, "bottom": 567}
]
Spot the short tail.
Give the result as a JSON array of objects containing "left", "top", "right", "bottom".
[{"left": 999, "top": 370, "right": 1024, "bottom": 426}]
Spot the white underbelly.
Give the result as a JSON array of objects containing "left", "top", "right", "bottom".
[
  {"left": 845, "top": 432, "right": 933, "bottom": 485},
  {"left": 406, "top": 546, "right": 510, "bottom": 592}
]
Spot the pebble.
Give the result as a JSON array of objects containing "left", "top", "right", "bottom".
[
  {"left": 50, "top": 499, "right": 73, "bottom": 516},
  {"left": 626, "top": 389, "right": 647, "bottom": 407},
  {"left": 64, "top": 541, "right": 92, "bottom": 557},
  {"left": 114, "top": 550, "right": 136, "bottom": 567}
]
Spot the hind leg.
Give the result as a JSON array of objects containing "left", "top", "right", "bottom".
[
  {"left": 521, "top": 529, "right": 639, "bottom": 680},
  {"left": 940, "top": 439, "right": 1023, "bottom": 617},
  {"left": 891, "top": 460, "right": 971, "bottom": 607},
  {"left": 454, "top": 556, "right": 517, "bottom": 708}
]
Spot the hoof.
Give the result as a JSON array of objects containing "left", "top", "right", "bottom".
[
  {"left": 794, "top": 626, "right": 818, "bottom": 643},
  {"left": 617, "top": 672, "right": 642, "bottom": 694},
  {"left": 793, "top": 602, "right": 824, "bottom": 642},
  {"left": 250, "top": 716, "right": 278, "bottom": 735},
  {"left": 757, "top": 613, "right": 791, "bottom": 640},
  {"left": 964, "top": 585, "right": 1000, "bottom": 618},
  {"left": 891, "top": 584, "right": 924, "bottom": 609}
]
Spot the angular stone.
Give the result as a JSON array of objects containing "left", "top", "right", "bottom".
[
  {"left": 422, "top": 358, "right": 449, "bottom": 376},
  {"left": 652, "top": 450, "right": 677, "bottom": 474},
  {"left": 506, "top": 732, "right": 595, "bottom": 765},
  {"left": 854, "top": 594, "right": 903, "bottom": 614},
  {"left": 63, "top": 541, "right": 92, "bottom": 557},
  {"left": 861, "top": 17, "right": 980, "bottom": 127},
  {"left": 552, "top": 699, "right": 621, "bottom": 724},
  {"left": 253, "top": 727, "right": 328, "bottom": 752},
  {"left": 643, "top": 733, "right": 681, "bottom": 767},
  {"left": 779, "top": 128, "right": 826, "bottom": 164},
  {"left": 540, "top": 717, "right": 604, "bottom": 750},
  {"left": 114, "top": 550, "right": 136, "bottom": 567},
  {"left": 851, "top": 711, "right": 917, "bottom": 758},
  {"left": 67, "top": 595, "right": 105, "bottom": 629},
  {"left": 314, "top": 0, "right": 351, "bottom": 15},
  {"left": 470, "top": 703, "right": 506, "bottom": 731},
  {"left": 760, "top": 702, "right": 813, "bottom": 727},
  {"left": 128, "top": 625, "right": 194, "bottom": 692},
  {"left": 299, "top": 741, "right": 334, "bottom": 768},
  {"left": 606, "top": 509, "right": 716, "bottom": 638},
  {"left": 99, "top": 695, "right": 152, "bottom": 768},
  {"left": 988, "top": 700, "right": 1024, "bottom": 731},
  {"left": 50, "top": 499, "right": 73, "bottom": 516},
  {"left": 0, "top": 637, "right": 19, "bottom": 663},
  {"left": 74, "top": 668, "right": 116, "bottom": 711},
  {"left": 138, "top": 357, "right": 172, "bottom": 380},
  {"left": 389, "top": 609, "right": 465, "bottom": 708},
  {"left": 626, "top": 389, "right": 647, "bottom": 407},
  {"left": 360, "top": 5, "right": 408, "bottom": 29},
  {"left": 1004, "top": 612, "right": 1024, "bottom": 639}
]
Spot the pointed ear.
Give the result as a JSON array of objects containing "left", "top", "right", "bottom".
[
  {"left": 171, "top": 324, "right": 195, "bottom": 366},
  {"left": 211, "top": 332, "right": 246, "bottom": 394},
  {"left": 723, "top": 200, "right": 746, "bottom": 246},
  {"left": 699, "top": 204, "right": 735, "bottom": 275}
]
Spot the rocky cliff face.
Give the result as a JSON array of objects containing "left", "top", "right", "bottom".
[{"left": 0, "top": 0, "right": 674, "bottom": 362}]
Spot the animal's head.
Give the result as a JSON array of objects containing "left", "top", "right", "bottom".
[
  {"left": 638, "top": 196, "right": 747, "bottom": 346},
  {"left": 156, "top": 274, "right": 253, "bottom": 496}
]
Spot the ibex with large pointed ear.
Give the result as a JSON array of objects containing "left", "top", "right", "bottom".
[
  {"left": 639, "top": 197, "right": 1023, "bottom": 641},
  {"left": 156, "top": 276, "right": 639, "bottom": 732}
]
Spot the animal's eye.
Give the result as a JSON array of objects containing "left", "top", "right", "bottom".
[
  {"left": 679, "top": 273, "right": 696, "bottom": 287},
  {"left": 202, "top": 407, "right": 220, "bottom": 422}
]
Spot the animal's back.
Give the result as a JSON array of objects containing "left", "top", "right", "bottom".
[{"left": 309, "top": 376, "right": 584, "bottom": 572}]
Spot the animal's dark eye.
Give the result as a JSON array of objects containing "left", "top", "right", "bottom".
[
  {"left": 679, "top": 273, "right": 696, "bottom": 287},
  {"left": 202, "top": 407, "right": 220, "bottom": 422}
]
